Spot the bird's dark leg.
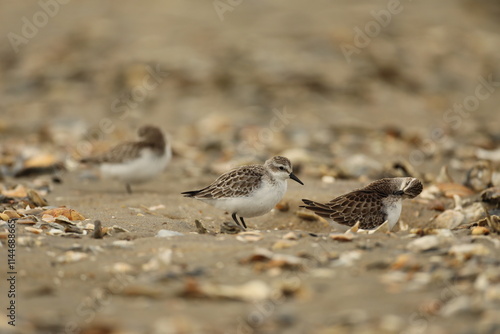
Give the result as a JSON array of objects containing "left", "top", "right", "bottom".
[
  {"left": 231, "top": 213, "right": 245, "bottom": 229},
  {"left": 239, "top": 217, "right": 247, "bottom": 229},
  {"left": 126, "top": 184, "right": 132, "bottom": 194}
]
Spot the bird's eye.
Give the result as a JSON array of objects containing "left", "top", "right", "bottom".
[{"left": 279, "top": 166, "right": 285, "bottom": 171}]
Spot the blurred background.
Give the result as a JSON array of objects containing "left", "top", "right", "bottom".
[
  {"left": 1, "top": 0, "right": 500, "bottom": 179},
  {"left": 2, "top": 2, "right": 500, "bottom": 334}
]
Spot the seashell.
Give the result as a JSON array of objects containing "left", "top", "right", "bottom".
[
  {"left": 329, "top": 233, "right": 355, "bottom": 242},
  {"left": 41, "top": 214, "right": 55, "bottom": 223},
  {"left": 283, "top": 231, "right": 300, "bottom": 240},
  {"left": 432, "top": 209, "right": 465, "bottom": 229},
  {"left": 2, "top": 184, "right": 28, "bottom": 198},
  {"left": 142, "top": 249, "right": 173, "bottom": 271},
  {"left": 272, "top": 240, "right": 297, "bottom": 250},
  {"left": 55, "top": 251, "right": 88, "bottom": 264},
  {"left": 25, "top": 226, "right": 43, "bottom": 234},
  {"left": 42, "top": 207, "right": 85, "bottom": 221},
  {"left": 476, "top": 214, "right": 500, "bottom": 234},
  {"left": 463, "top": 202, "right": 486, "bottom": 223},
  {"left": 54, "top": 215, "right": 76, "bottom": 225},
  {"left": 275, "top": 200, "right": 289, "bottom": 212},
  {"left": 111, "top": 240, "right": 134, "bottom": 249},
  {"left": 321, "top": 175, "right": 335, "bottom": 184},
  {"left": 481, "top": 187, "right": 500, "bottom": 205},
  {"left": 18, "top": 236, "right": 43, "bottom": 247},
  {"left": 180, "top": 278, "right": 271, "bottom": 302},
  {"left": 295, "top": 209, "right": 318, "bottom": 221},
  {"left": 2, "top": 210, "right": 21, "bottom": 219},
  {"left": 109, "top": 262, "right": 135, "bottom": 274},
  {"left": 23, "top": 153, "right": 58, "bottom": 169},
  {"left": 406, "top": 235, "right": 441, "bottom": 252},
  {"left": 346, "top": 221, "right": 360, "bottom": 233},
  {"left": 368, "top": 220, "right": 390, "bottom": 234},
  {"left": 236, "top": 231, "right": 263, "bottom": 243},
  {"left": 409, "top": 228, "right": 444, "bottom": 236},
  {"left": 156, "top": 230, "right": 184, "bottom": 238},
  {"left": 390, "top": 253, "right": 421, "bottom": 271},
  {"left": 436, "top": 183, "right": 475, "bottom": 198},
  {"left": 333, "top": 250, "right": 362, "bottom": 267},
  {"left": 476, "top": 147, "right": 500, "bottom": 162},
  {"left": 0, "top": 213, "right": 9, "bottom": 221},
  {"left": 463, "top": 160, "right": 493, "bottom": 192},
  {"left": 27, "top": 189, "right": 48, "bottom": 207},
  {"left": 240, "top": 248, "right": 304, "bottom": 270},
  {"left": 471, "top": 226, "right": 490, "bottom": 235},
  {"left": 46, "top": 228, "right": 64, "bottom": 236},
  {"left": 419, "top": 184, "right": 441, "bottom": 200},
  {"left": 15, "top": 217, "right": 37, "bottom": 225},
  {"left": 448, "top": 244, "right": 490, "bottom": 261}
]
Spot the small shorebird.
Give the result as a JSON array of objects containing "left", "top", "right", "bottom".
[
  {"left": 182, "top": 156, "right": 303, "bottom": 230},
  {"left": 80, "top": 125, "right": 171, "bottom": 194},
  {"left": 301, "top": 177, "right": 422, "bottom": 231}
]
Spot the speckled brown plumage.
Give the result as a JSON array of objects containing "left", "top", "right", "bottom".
[
  {"left": 182, "top": 165, "right": 268, "bottom": 199},
  {"left": 81, "top": 125, "right": 165, "bottom": 164},
  {"left": 302, "top": 177, "right": 423, "bottom": 230}
]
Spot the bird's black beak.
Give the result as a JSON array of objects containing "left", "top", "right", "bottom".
[{"left": 289, "top": 173, "right": 304, "bottom": 185}]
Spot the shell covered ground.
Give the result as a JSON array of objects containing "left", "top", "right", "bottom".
[{"left": 1, "top": 1, "right": 500, "bottom": 334}]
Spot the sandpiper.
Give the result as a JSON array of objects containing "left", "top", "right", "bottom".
[
  {"left": 182, "top": 156, "right": 303, "bottom": 230},
  {"left": 301, "top": 177, "right": 422, "bottom": 231},
  {"left": 80, "top": 125, "right": 171, "bottom": 194}
]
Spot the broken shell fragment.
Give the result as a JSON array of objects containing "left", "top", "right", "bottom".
[
  {"left": 295, "top": 209, "right": 318, "bottom": 221},
  {"left": 283, "top": 231, "right": 300, "bottom": 240},
  {"left": 329, "top": 233, "right": 355, "bottom": 242},
  {"left": 180, "top": 278, "right": 271, "bottom": 302},
  {"left": 55, "top": 251, "right": 89, "bottom": 264},
  {"left": 42, "top": 207, "right": 85, "bottom": 221},
  {"left": 407, "top": 235, "right": 441, "bottom": 252},
  {"left": 236, "top": 231, "right": 263, "bottom": 243},
  {"left": 471, "top": 226, "right": 490, "bottom": 235},
  {"left": 432, "top": 210, "right": 465, "bottom": 229},
  {"left": 448, "top": 244, "right": 490, "bottom": 261},
  {"left": 27, "top": 189, "right": 48, "bottom": 207}
]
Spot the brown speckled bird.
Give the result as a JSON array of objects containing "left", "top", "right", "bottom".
[{"left": 301, "top": 177, "right": 422, "bottom": 231}]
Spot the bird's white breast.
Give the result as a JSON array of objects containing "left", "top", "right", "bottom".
[
  {"left": 207, "top": 178, "right": 288, "bottom": 218},
  {"left": 384, "top": 199, "right": 402, "bottom": 230}
]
